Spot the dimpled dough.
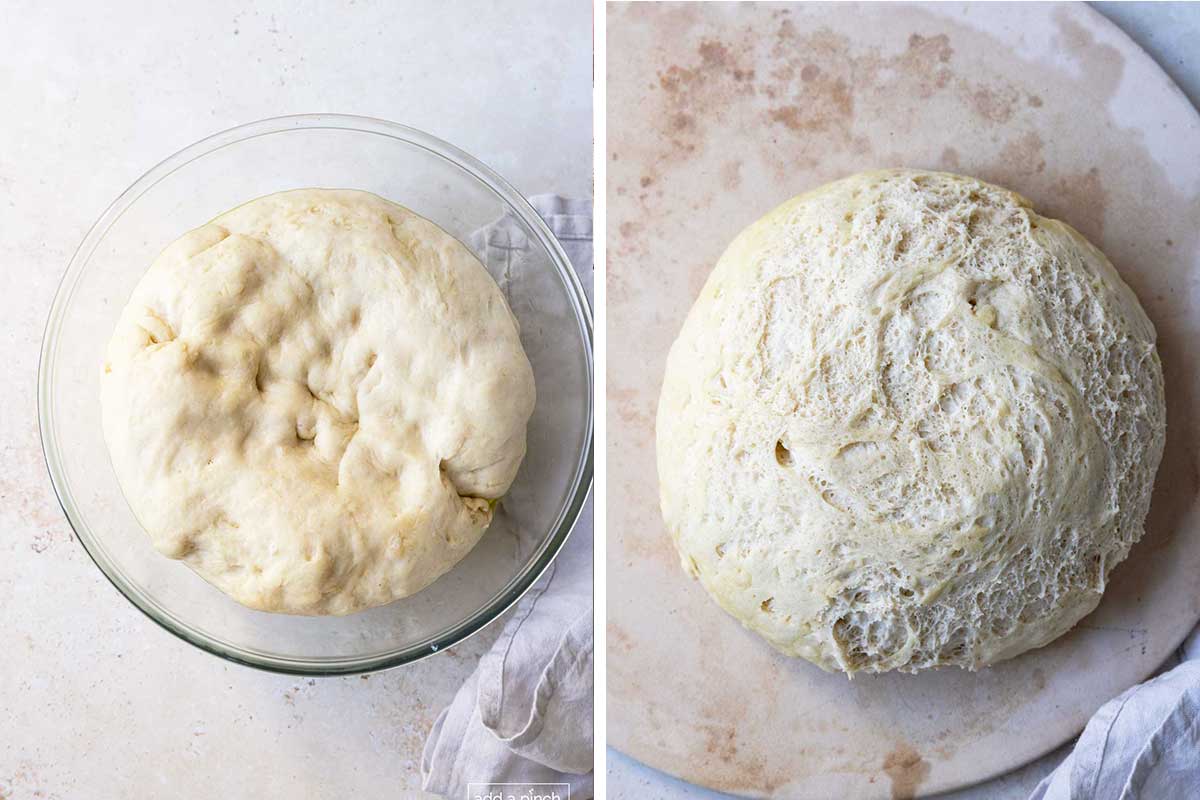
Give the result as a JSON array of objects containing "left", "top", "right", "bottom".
[
  {"left": 102, "top": 189, "right": 535, "bottom": 615},
  {"left": 657, "top": 170, "right": 1165, "bottom": 674}
]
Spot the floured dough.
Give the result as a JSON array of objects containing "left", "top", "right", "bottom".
[
  {"left": 102, "top": 189, "right": 535, "bottom": 615},
  {"left": 657, "top": 169, "right": 1164, "bottom": 673}
]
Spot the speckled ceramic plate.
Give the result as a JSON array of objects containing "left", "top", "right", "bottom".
[{"left": 606, "top": 3, "right": 1200, "bottom": 798}]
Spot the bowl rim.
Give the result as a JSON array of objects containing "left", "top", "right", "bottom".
[{"left": 37, "top": 113, "right": 594, "bottom": 675}]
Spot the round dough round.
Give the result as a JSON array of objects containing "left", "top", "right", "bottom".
[
  {"left": 657, "top": 170, "right": 1165, "bottom": 673},
  {"left": 101, "top": 189, "right": 535, "bottom": 615}
]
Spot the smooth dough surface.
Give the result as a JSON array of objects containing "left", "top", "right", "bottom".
[
  {"left": 657, "top": 170, "right": 1164, "bottom": 673},
  {"left": 102, "top": 189, "right": 535, "bottom": 615}
]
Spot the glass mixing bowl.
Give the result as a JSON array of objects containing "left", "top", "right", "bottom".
[{"left": 38, "top": 114, "right": 592, "bottom": 674}]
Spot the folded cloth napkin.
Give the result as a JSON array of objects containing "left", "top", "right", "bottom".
[
  {"left": 1030, "top": 624, "right": 1200, "bottom": 800},
  {"left": 422, "top": 195, "right": 594, "bottom": 799}
]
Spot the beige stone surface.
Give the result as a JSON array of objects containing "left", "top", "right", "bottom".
[{"left": 607, "top": 2, "right": 1200, "bottom": 798}]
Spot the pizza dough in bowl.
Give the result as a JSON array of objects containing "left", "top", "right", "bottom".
[
  {"left": 657, "top": 169, "right": 1165, "bottom": 674},
  {"left": 101, "top": 189, "right": 535, "bottom": 616}
]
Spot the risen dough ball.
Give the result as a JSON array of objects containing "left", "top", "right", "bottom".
[
  {"left": 657, "top": 170, "right": 1164, "bottom": 673},
  {"left": 102, "top": 189, "right": 535, "bottom": 615}
]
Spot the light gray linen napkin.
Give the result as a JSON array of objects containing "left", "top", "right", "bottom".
[
  {"left": 1030, "top": 625, "right": 1200, "bottom": 799},
  {"left": 422, "top": 195, "right": 594, "bottom": 799}
]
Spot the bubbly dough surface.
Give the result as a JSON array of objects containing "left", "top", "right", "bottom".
[
  {"left": 657, "top": 170, "right": 1164, "bottom": 673},
  {"left": 102, "top": 189, "right": 535, "bottom": 615}
]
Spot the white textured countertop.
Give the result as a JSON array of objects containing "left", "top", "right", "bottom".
[
  {"left": 606, "top": 3, "right": 1200, "bottom": 799},
  {"left": 0, "top": 2, "right": 589, "bottom": 798}
]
